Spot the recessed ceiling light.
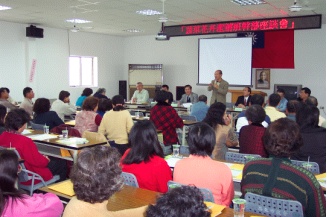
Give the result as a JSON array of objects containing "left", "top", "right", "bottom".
[
  {"left": 66, "top": 19, "right": 92, "bottom": 24},
  {"left": 231, "top": 0, "right": 266, "bottom": 6},
  {"left": 123, "top": 29, "right": 143, "bottom": 33},
  {"left": 0, "top": 5, "right": 12, "bottom": 11},
  {"left": 136, "top": 9, "right": 162, "bottom": 16}
]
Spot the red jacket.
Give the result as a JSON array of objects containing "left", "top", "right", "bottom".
[{"left": 0, "top": 132, "right": 53, "bottom": 183}]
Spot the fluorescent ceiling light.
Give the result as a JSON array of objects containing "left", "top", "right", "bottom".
[
  {"left": 123, "top": 29, "right": 143, "bottom": 33},
  {"left": 66, "top": 19, "right": 92, "bottom": 24},
  {"left": 231, "top": 0, "right": 266, "bottom": 6},
  {"left": 136, "top": 9, "right": 162, "bottom": 16},
  {"left": 0, "top": 5, "right": 12, "bottom": 10}
]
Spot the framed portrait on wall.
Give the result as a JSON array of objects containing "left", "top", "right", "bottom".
[{"left": 255, "top": 69, "right": 270, "bottom": 89}]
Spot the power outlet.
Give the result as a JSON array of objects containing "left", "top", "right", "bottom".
[{"left": 319, "top": 106, "right": 325, "bottom": 109}]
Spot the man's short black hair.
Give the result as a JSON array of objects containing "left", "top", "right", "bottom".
[
  {"left": 162, "top": 84, "right": 169, "bottom": 90},
  {"left": 301, "top": 87, "right": 311, "bottom": 96},
  {"left": 198, "top": 95, "right": 207, "bottom": 102},
  {"left": 58, "top": 90, "right": 70, "bottom": 101},
  {"left": 250, "top": 94, "right": 264, "bottom": 106},
  {"left": 245, "top": 87, "right": 251, "bottom": 94},
  {"left": 184, "top": 84, "right": 192, "bottom": 90},
  {"left": 277, "top": 88, "right": 285, "bottom": 95},
  {"left": 23, "top": 87, "right": 32, "bottom": 97},
  {"left": 269, "top": 93, "right": 281, "bottom": 107}
]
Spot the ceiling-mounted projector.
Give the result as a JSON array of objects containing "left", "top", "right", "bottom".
[{"left": 155, "top": 32, "right": 170, "bottom": 41}]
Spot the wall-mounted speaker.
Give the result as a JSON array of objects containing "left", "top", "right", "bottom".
[
  {"left": 176, "top": 86, "right": 185, "bottom": 101},
  {"left": 26, "top": 25, "right": 44, "bottom": 38},
  {"left": 119, "top": 80, "right": 127, "bottom": 100}
]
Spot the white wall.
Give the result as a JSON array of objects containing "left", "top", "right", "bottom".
[{"left": 124, "top": 25, "right": 326, "bottom": 117}]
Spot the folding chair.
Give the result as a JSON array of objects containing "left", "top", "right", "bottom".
[
  {"left": 121, "top": 172, "right": 139, "bottom": 187},
  {"left": 30, "top": 121, "right": 45, "bottom": 130},
  {"left": 291, "top": 159, "right": 320, "bottom": 174},
  {"left": 225, "top": 152, "right": 261, "bottom": 164}
]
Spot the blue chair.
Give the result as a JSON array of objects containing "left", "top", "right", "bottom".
[
  {"left": 167, "top": 180, "right": 215, "bottom": 202},
  {"left": 225, "top": 152, "right": 261, "bottom": 164},
  {"left": 121, "top": 172, "right": 139, "bottom": 187},
  {"left": 245, "top": 192, "right": 304, "bottom": 217},
  {"left": 290, "top": 159, "right": 320, "bottom": 174},
  {"left": 30, "top": 121, "right": 45, "bottom": 130},
  {"left": 180, "top": 115, "right": 197, "bottom": 121}
]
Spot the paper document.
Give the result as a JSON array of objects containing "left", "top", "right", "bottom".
[
  {"left": 48, "top": 180, "right": 75, "bottom": 196},
  {"left": 56, "top": 138, "right": 89, "bottom": 145},
  {"left": 27, "top": 134, "right": 58, "bottom": 140},
  {"left": 204, "top": 201, "right": 225, "bottom": 217}
]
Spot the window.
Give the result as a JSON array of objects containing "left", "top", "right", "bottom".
[{"left": 69, "top": 56, "right": 98, "bottom": 87}]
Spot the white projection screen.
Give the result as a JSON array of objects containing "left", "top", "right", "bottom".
[{"left": 198, "top": 37, "right": 252, "bottom": 86}]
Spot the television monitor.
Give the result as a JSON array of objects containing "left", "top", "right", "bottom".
[{"left": 274, "top": 84, "right": 302, "bottom": 101}]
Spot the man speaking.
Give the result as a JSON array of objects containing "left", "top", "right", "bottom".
[{"left": 208, "top": 70, "right": 229, "bottom": 105}]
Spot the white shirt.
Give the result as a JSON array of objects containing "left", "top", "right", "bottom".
[
  {"left": 20, "top": 98, "right": 34, "bottom": 116},
  {"left": 51, "top": 99, "right": 76, "bottom": 121},
  {"left": 131, "top": 89, "right": 149, "bottom": 103}
]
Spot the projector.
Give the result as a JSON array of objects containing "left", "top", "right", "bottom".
[
  {"left": 155, "top": 32, "right": 170, "bottom": 41},
  {"left": 289, "top": 5, "right": 302, "bottom": 12}
]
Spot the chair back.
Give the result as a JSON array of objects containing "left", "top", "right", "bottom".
[
  {"left": 50, "top": 124, "right": 81, "bottom": 137},
  {"left": 82, "top": 131, "right": 109, "bottom": 146},
  {"left": 167, "top": 180, "right": 215, "bottom": 202},
  {"left": 121, "top": 172, "right": 139, "bottom": 187},
  {"left": 290, "top": 160, "right": 320, "bottom": 174},
  {"left": 180, "top": 115, "right": 197, "bottom": 121},
  {"left": 30, "top": 121, "right": 45, "bottom": 130},
  {"left": 245, "top": 192, "right": 304, "bottom": 217},
  {"left": 225, "top": 152, "right": 261, "bottom": 164}
]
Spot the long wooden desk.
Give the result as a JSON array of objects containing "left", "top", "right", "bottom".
[{"left": 39, "top": 182, "right": 262, "bottom": 216}]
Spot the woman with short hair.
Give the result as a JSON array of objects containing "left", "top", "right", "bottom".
[
  {"left": 75, "top": 96, "right": 102, "bottom": 135},
  {"left": 241, "top": 118, "right": 326, "bottom": 217},
  {"left": 121, "top": 120, "right": 172, "bottom": 193},
  {"left": 0, "top": 149, "right": 63, "bottom": 217},
  {"left": 63, "top": 146, "right": 146, "bottom": 217},
  {"left": 97, "top": 98, "right": 113, "bottom": 117},
  {"left": 76, "top": 88, "right": 93, "bottom": 107},
  {"left": 174, "top": 122, "right": 234, "bottom": 206}
]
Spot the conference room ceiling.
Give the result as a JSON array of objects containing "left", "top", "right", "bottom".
[{"left": 0, "top": 0, "right": 325, "bottom": 36}]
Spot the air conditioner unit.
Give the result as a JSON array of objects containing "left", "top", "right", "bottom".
[{"left": 155, "top": 32, "right": 170, "bottom": 41}]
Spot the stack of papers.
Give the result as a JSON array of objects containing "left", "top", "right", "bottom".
[
  {"left": 22, "top": 129, "right": 33, "bottom": 135},
  {"left": 56, "top": 138, "right": 89, "bottom": 145},
  {"left": 48, "top": 180, "right": 75, "bottom": 196},
  {"left": 204, "top": 201, "right": 225, "bottom": 217},
  {"left": 164, "top": 155, "right": 184, "bottom": 167},
  {"left": 27, "top": 134, "right": 58, "bottom": 140},
  {"left": 315, "top": 173, "right": 326, "bottom": 188},
  {"left": 223, "top": 163, "right": 244, "bottom": 182}
]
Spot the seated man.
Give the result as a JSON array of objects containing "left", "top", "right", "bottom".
[
  {"left": 235, "top": 87, "right": 251, "bottom": 108},
  {"left": 19, "top": 87, "right": 34, "bottom": 116},
  {"left": 0, "top": 87, "right": 17, "bottom": 111},
  {"left": 51, "top": 90, "right": 76, "bottom": 121},
  {"left": 146, "top": 186, "right": 210, "bottom": 217},
  {"left": 306, "top": 96, "right": 326, "bottom": 127},
  {"left": 236, "top": 94, "right": 271, "bottom": 132},
  {"left": 161, "top": 84, "right": 173, "bottom": 104},
  {"left": 190, "top": 95, "right": 209, "bottom": 121},
  {"left": 131, "top": 82, "right": 149, "bottom": 103},
  {"left": 265, "top": 94, "right": 286, "bottom": 122},
  {"left": 241, "top": 118, "right": 326, "bottom": 217},
  {"left": 276, "top": 88, "right": 288, "bottom": 112},
  {"left": 179, "top": 85, "right": 198, "bottom": 104},
  {"left": 286, "top": 100, "right": 300, "bottom": 121}
]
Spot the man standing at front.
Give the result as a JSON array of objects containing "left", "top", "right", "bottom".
[
  {"left": 208, "top": 70, "right": 229, "bottom": 105},
  {"left": 131, "top": 82, "right": 149, "bottom": 103}
]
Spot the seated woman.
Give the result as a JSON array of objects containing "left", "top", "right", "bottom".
[
  {"left": 146, "top": 186, "right": 210, "bottom": 217},
  {"left": 0, "top": 104, "right": 6, "bottom": 134},
  {"left": 93, "top": 88, "right": 109, "bottom": 100},
  {"left": 241, "top": 118, "right": 326, "bottom": 217},
  {"left": 291, "top": 104, "right": 326, "bottom": 173},
  {"left": 121, "top": 120, "right": 172, "bottom": 193},
  {"left": 0, "top": 109, "right": 67, "bottom": 182},
  {"left": 203, "top": 102, "right": 238, "bottom": 160},
  {"left": 97, "top": 98, "right": 113, "bottom": 117},
  {"left": 33, "top": 98, "right": 64, "bottom": 130},
  {"left": 98, "top": 95, "right": 133, "bottom": 155},
  {"left": 0, "top": 149, "right": 63, "bottom": 217},
  {"left": 239, "top": 105, "right": 268, "bottom": 157},
  {"left": 174, "top": 122, "right": 234, "bottom": 206},
  {"left": 63, "top": 146, "right": 146, "bottom": 217},
  {"left": 75, "top": 96, "right": 102, "bottom": 135},
  {"left": 76, "top": 88, "right": 93, "bottom": 107}
]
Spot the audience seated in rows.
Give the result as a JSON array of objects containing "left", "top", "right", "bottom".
[
  {"left": 291, "top": 104, "right": 326, "bottom": 173},
  {"left": 179, "top": 84, "right": 198, "bottom": 104},
  {"left": 121, "top": 120, "right": 172, "bottom": 193},
  {"left": 190, "top": 95, "right": 209, "bottom": 121},
  {"left": 161, "top": 84, "right": 173, "bottom": 104},
  {"left": 51, "top": 90, "right": 76, "bottom": 122},
  {"left": 0, "top": 149, "right": 63, "bottom": 217},
  {"left": 75, "top": 88, "right": 93, "bottom": 107},
  {"left": 150, "top": 90, "right": 183, "bottom": 155},
  {"left": 33, "top": 98, "right": 64, "bottom": 130},
  {"left": 286, "top": 100, "right": 300, "bottom": 121},
  {"left": 236, "top": 94, "right": 271, "bottom": 132},
  {"left": 241, "top": 118, "right": 326, "bottom": 217},
  {"left": 19, "top": 87, "right": 34, "bottom": 116},
  {"left": 98, "top": 95, "right": 133, "bottom": 156},
  {"left": 96, "top": 98, "right": 112, "bottom": 117},
  {"left": 63, "top": 146, "right": 146, "bottom": 217},
  {"left": 239, "top": 105, "right": 268, "bottom": 157},
  {"left": 264, "top": 93, "right": 286, "bottom": 122},
  {"left": 0, "top": 104, "right": 6, "bottom": 134},
  {"left": 93, "top": 88, "right": 109, "bottom": 100},
  {"left": 0, "top": 87, "right": 16, "bottom": 111},
  {"left": 131, "top": 82, "right": 149, "bottom": 103},
  {"left": 306, "top": 96, "right": 326, "bottom": 127},
  {"left": 174, "top": 122, "right": 234, "bottom": 206},
  {"left": 276, "top": 88, "right": 288, "bottom": 112},
  {"left": 0, "top": 109, "right": 67, "bottom": 183},
  {"left": 235, "top": 87, "right": 251, "bottom": 108},
  {"left": 203, "top": 102, "right": 238, "bottom": 160},
  {"left": 75, "top": 96, "right": 102, "bottom": 136},
  {"left": 146, "top": 186, "right": 210, "bottom": 217}
]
